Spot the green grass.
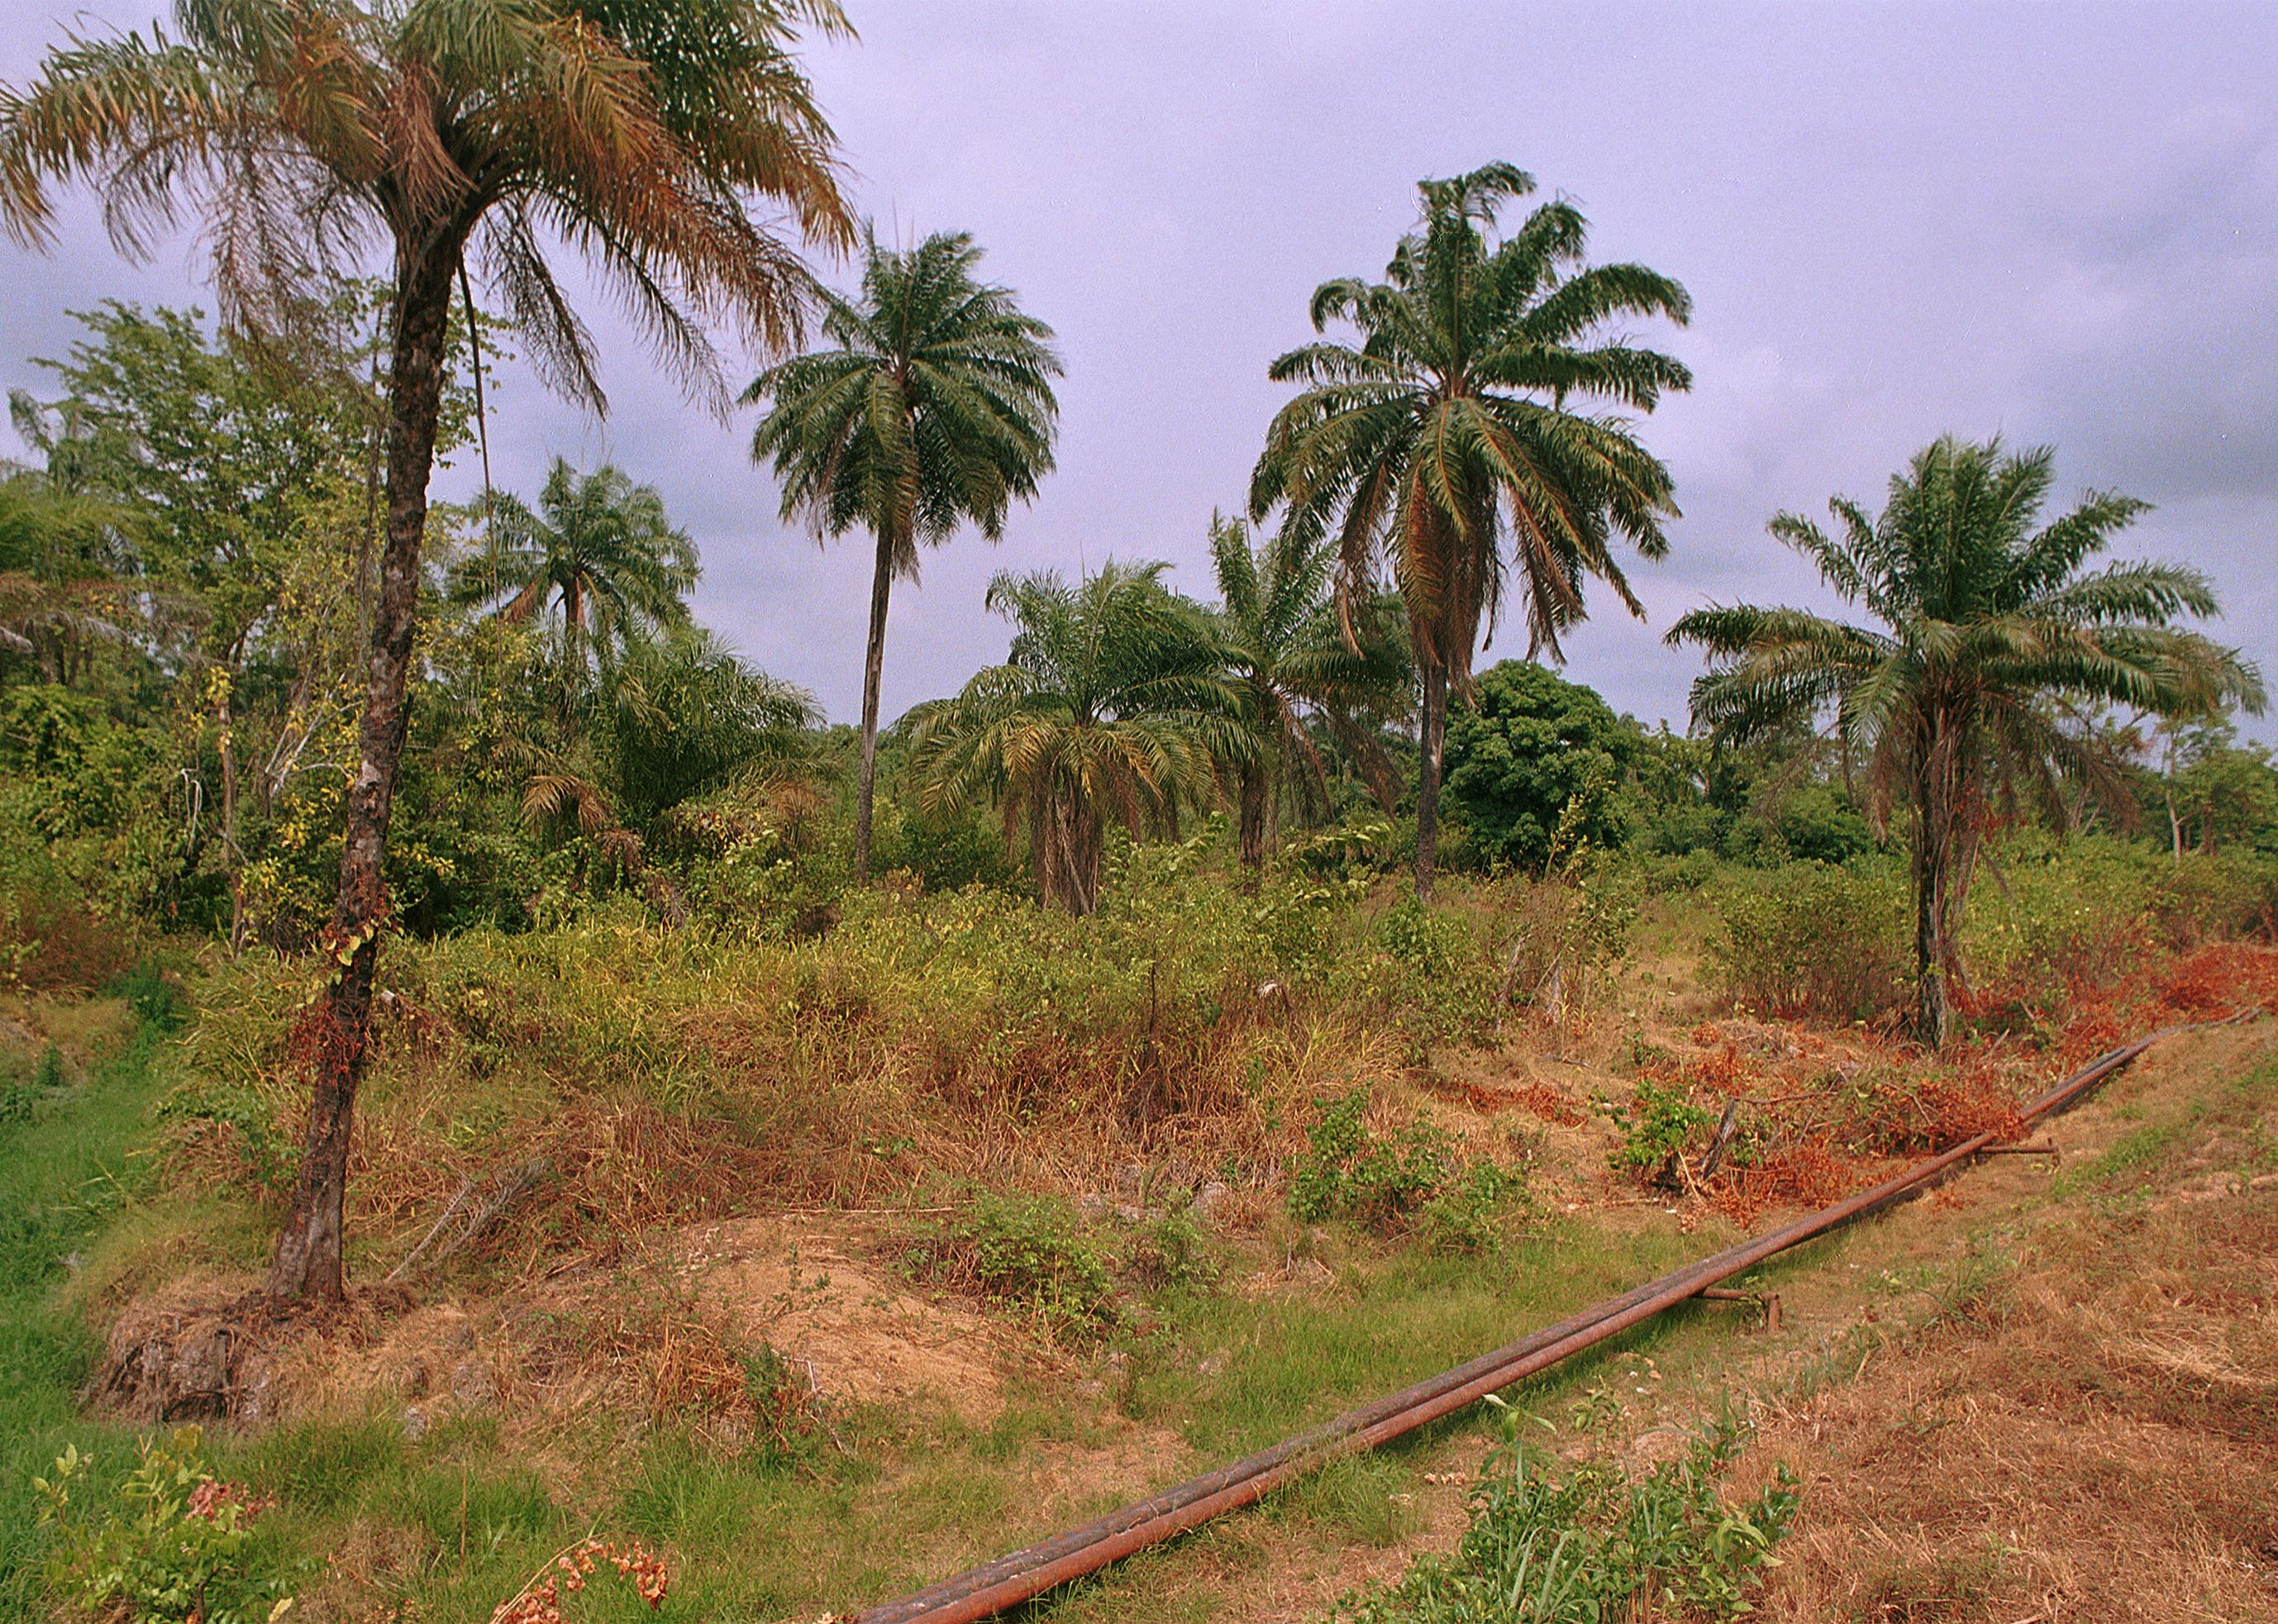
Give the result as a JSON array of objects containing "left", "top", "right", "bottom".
[{"left": 0, "top": 998, "right": 159, "bottom": 1613}]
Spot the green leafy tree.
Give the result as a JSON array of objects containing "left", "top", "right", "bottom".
[
  {"left": 1204, "top": 515, "right": 1408, "bottom": 865},
  {"left": 747, "top": 228, "right": 1062, "bottom": 882},
  {"left": 1251, "top": 161, "right": 1691, "bottom": 901},
  {"left": 1442, "top": 659, "right": 1641, "bottom": 871},
  {"left": 0, "top": 0, "right": 854, "bottom": 1299},
  {"left": 2159, "top": 716, "right": 2278, "bottom": 856},
  {"left": 909, "top": 562, "right": 1241, "bottom": 914},
  {"left": 1671, "top": 436, "right": 2264, "bottom": 1045},
  {"left": 0, "top": 466, "right": 135, "bottom": 688},
  {"left": 454, "top": 457, "right": 697, "bottom": 683}
]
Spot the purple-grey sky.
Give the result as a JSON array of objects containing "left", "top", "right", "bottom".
[{"left": 3, "top": 2, "right": 2275, "bottom": 740}]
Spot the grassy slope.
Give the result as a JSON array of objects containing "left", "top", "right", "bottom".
[{"left": 0, "top": 999, "right": 152, "bottom": 1613}]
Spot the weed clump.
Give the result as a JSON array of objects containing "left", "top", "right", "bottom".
[
  {"left": 35, "top": 1428, "right": 298, "bottom": 1624},
  {"left": 1328, "top": 1415, "right": 1799, "bottom": 1623},
  {"left": 904, "top": 1192, "right": 1122, "bottom": 1341},
  {"left": 1288, "top": 1089, "right": 1527, "bottom": 1251}
]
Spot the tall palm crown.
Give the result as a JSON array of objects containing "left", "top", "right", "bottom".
[
  {"left": 0, "top": 0, "right": 853, "bottom": 1301},
  {"left": 747, "top": 227, "right": 1061, "bottom": 882},
  {"left": 909, "top": 562, "right": 1241, "bottom": 915},
  {"left": 1670, "top": 435, "right": 2263, "bottom": 1045},
  {"left": 455, "top": 457, "right": 696, "bottom": 678},
  {"left": 1207, "top": 515, "right": 1408, "bottom": 864},
  {"left": 1250, "top": 161, "right": 1691, "bottom": 898}
]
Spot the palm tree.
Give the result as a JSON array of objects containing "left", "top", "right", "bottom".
[
  {"left": 1251, "top": 162, "right": 1691, "bottom": 901},
  {"left": 746, "top": 228, "right": 1061, "bottom": 881},
  {"left": 908, "top": 562, "right": 1241, "bottom": 914},
  {"left": 0, "top": 0, "right": 852, "bottom": 1300},
  {"left": 455, "top": 458, "right": 697, "bottom": 681},
  {"left": 1670, "top": 436, "right": 2264, "bottom": 1046},
  {"left": 1205, "top": 515, "right": 1409, "bottom": 865}
]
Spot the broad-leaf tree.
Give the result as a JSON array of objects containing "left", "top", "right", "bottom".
[
  {"left": 0, "top": 0, "right": 853, "bottom": 1299},
  {"left": 1251, "top": 162, "right": 1691, "bottom": 900},
  {"left": 909, "top": 562, "right": 1241, "bottom": 914},
  {"left": 1205, "top": 514, "right": 1408, "bottom": 864},
  {"left": 454, "top": 457, "right": 698, "bottom": 682},
  {"left": 746, "top": 228, "right": 1060, "bottom": 881},
  {"left": 1671, "top": 436, "right": 2264, "bottom": 1046}
]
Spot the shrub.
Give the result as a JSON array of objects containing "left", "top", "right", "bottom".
[
  {"left": 35, "top": 1429, "right": 297, "bottom": 1624},
  {"left": 1608, "top": 1076, "right": 1713, "bottom": 1179},
  {"left": 1418, "top": 1160, "right": 1530, "bottom": 1256},
  {"left": 1286, "top": 1088, "right": 1455, "bottom": 1229},
  {"left": 904, "top": 1192, "right": 1122, "bottom": 1341},
  {"left": 1440, "top": 660, "right": 1642, "bottom": 870},
  {"left": 1709, "top": 861, "right": 1910, "bottom": 1024},
  {"left": 1124, "top": 1208, "right": 1220, "bottom": 1293},
  {"left": 1330, "top": 1416, "right": 1798, "bottom": 1624}
]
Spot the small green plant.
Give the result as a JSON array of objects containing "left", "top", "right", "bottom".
[
  {"left": 740, "top": 1342, "right": 829, "bottom": 1470},
  {"left": 1286, "top": 1088, "right": 1455, "bottom": 1229},
  {"left": 34, "top": 1044, "right": 65, "bottom": 1092},
  {"left": 36, "top": 1428, "right": 297, "bottom": 1624},
  {"left": 1125, "top": 1208, "right": 1219, "bottom": 1293},
  {"left": 1609, "top": 1076, "right": 1711, "bottom": 1178},
  {"left": 1418, "top": 1160, "right": 1529, "bottom": 1256},
  {"left": 1327, "top": 1413, "right": 1798, "bottom": 1623},
  {"left": 905, "top": 1192, "right": 1122, "bottom": 1341}
]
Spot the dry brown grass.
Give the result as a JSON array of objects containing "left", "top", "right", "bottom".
[{"left": 1728, "top": 1047, "right": 2278, "bottom": 1622}]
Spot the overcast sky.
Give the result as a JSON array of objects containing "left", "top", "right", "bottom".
[{"left": 3, "top": 1, "right": 2274, "bottom": 740}]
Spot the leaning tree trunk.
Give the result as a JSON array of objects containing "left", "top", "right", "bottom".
[
  {"left": 1413, "top": 659, "right": 1450, "bottom": 903},
  {"left": 265, "top": 243, "right": 460, "bottom": 1303},
  {"left": 853, "top": 523, "right": 896, "bottom": 883}
]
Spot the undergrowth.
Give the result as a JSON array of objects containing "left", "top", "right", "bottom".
[{"left": 1327, "top": 1409, "right": 1799, "bottom": 1623}]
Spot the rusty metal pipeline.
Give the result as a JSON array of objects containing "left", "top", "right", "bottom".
[{"left": 851, "top": 1023, "right": 2201, "bottom": 1624}]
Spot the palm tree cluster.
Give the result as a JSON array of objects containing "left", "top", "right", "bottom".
[{"left": 3, "top": 0, "right": 2261, "bottom": 1314}]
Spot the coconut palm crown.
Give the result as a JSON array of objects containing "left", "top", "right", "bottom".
[
  {"left": 908, "top": 561, "right": 1243, "bottom": 915},
  {"left": 1250, "top": 160, "right": 1692, "bottom": 900},
  {"left": 1206, "top": 514, "right": 1409, "bottom": 864},
  {"left": 1670, "top": 434, "right": 2264, "bottom": 1046},
  {"left": 455, "top": 457, "right": 697, "bottom": 679},
  {"left": 746, "top": 227, "right": 1061, "bottom": 882}
]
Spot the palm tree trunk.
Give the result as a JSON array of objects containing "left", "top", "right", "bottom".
[
  {"left": 1413, "top": 659, "right": 1450, "bottom": 902},
  {"left": 1910, "top": 775, "right": 1952, "bottom": 1050},
  {"left": 1237, "top": 761, "right": 1269, "bottom": 869},
  {"left": 265, "top": 241, "right": 460, "bottom": 1303},
  {"left": 854, "top": 522, "right": 895, "bottom": 882}
]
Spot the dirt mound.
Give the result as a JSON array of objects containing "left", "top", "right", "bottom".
[{"left": 670, "top": 1213, "right": 1016, "bottom": 1419}]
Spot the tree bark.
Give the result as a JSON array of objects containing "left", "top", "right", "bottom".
[
  {"left": 1237, "top": 761, "right": 1269, "bottom": 870},
  {"left": 265, "top": 241, "right": 460, "bottom": 1303},
  {"left": 853, "top": 521, "right": 896, "bottom": 882},
  {"left": 1413, "top": 660, "right": 1449, "bottom": 902},
  {"left": 1910, "top": 770, "right": 1952, "bottom": 1050}
]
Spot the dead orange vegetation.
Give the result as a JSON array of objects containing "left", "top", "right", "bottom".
[{"left": 1728, "top": 1074, "right": 2278, "bottom": 1622}]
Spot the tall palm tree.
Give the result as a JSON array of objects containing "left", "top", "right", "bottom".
[
  {"left": 908, "top": 562, "right": 1241, "bottom": 915},
  {"left": 0, "top": 0, "right": 852, "bottom": 1299},
  {"left": 1205, "top": 514, "right": 1409, "bottom": 865},
  {"left": 1251, "top": 162, "right": 1691, "bottom": 901},
  {"left": 746, "top": 228, "right": 1061, "bottom": 881},
  {"left": 1670, "top": 436, "right": 2264, "bottom": 1047},
  {"left": 454, "top": 458, "right": 697, "bottom": 680}
]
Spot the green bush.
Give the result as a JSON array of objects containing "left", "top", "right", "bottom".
[
  {"left": 905, "top": 1192, "right": 1122, "bottom": 1341},
  {"left": 1330, "top": 1417, "right": 1798, "bottom": 1623},
  {"left": 1286, "top": 1088, "right": 1455, "bottom": 1229},
  {"left": 1441, "top": 661, "right": 1641, "bottom": 871},
  {"left": 1608, "top": 1076, "right": 1712, "bottom": 1179},
  {"left": 1709, "top": 860, "right": 1910, "bottom": 1023},
  {"left": 35, "top": 1430, "right": 298, "bottom": 1624}
]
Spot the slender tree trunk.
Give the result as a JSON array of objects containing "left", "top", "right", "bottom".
[
  {"left": 1911, "top": 776, "right": 1952, "bottom": 1050},
  {"left": 1237, "top": 761, "right": 1269, "bottom": 870},
  {"left": 265, "top": 241, "right": 460, "bottom": 1303},
  {"left": 1413, "top": 659, "right": 1450, "bottom": 902},
  {"left": 217, "top": 664, "right": 245, "bottom": 955},
  {"left": 854, "top": 522, "right": 896, "bottom": 882}
]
